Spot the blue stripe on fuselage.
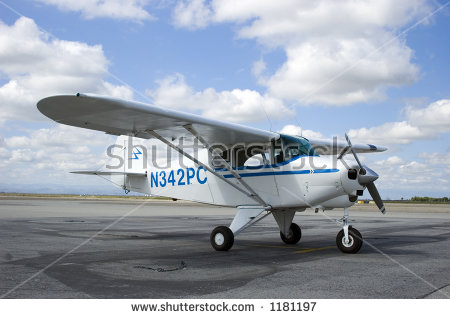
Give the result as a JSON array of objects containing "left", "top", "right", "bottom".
[{"left": 221, "top": 168, "right": 339, "bottom": 179}]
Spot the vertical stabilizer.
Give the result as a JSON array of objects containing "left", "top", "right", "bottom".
[{"left": 106, "top": 135, "right": 150, "bottom": 194}]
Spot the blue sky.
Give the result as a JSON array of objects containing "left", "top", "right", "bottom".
[{"left": 0, "top": 0, "right": 449, "bottom": 199}]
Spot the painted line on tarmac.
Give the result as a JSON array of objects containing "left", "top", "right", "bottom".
[{"left": 295, "top": 246, "right": 334, "bottom": 253}]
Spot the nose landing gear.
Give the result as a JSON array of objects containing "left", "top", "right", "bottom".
[{"left": 336, "top": 207, "right": 363, "bottom": 254}]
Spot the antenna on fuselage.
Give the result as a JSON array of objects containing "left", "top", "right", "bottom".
[{"left": 123, "top": 137, "right": 130, "bottom": 194}]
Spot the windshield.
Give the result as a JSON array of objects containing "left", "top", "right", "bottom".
[{"left": 274, "top": 134, "right": 318, "bottom": 163}]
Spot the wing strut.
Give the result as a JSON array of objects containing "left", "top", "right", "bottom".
[
  {"left": 183, "top": 125, "right": 270, "bottom": 208},
  {"left": 146, "top": 130, "right": 269, "bottom": 207}
]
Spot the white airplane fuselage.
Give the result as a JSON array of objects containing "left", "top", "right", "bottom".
[{"left": 116, "top": 148, "right": 362, "bottom": 210}]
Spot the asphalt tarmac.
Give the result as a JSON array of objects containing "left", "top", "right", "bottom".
[{"left": 0, "top": 197, "right": 449, "bottom": 299}]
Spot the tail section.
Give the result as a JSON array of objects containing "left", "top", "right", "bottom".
[
  {"left": 106, "top": 135, "right": 150, "bottom": 194},
  {"left": 107, "top": 135, "right": 148, "bottom": 173},
  {"left": 73, "top": 135, "right": 216, "bottom": 204},
  {"left": 72, "top": 135, "right": 150, "bottom": 194}
]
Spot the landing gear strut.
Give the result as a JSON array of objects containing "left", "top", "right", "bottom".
[
  {"left": 210, "top": 206, "right": 269, "bottom": 251},
  {"left": 336, "top": 207, "right": 363, "bottom": 253}
]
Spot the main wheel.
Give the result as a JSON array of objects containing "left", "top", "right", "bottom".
[
  {"left": 336, "top": 227, "right": 363, "bottom": 254},
  {"left": 210, "top": 226, "right": 234, "bottom": 251},
  {"left": 280, "top": 223, "right": 302, "bottom": 245}
]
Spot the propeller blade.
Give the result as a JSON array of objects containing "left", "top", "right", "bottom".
[
  {"left": 367, "top": 182, "right": 386, "bottom": 214},
  {"left": 344, "top": 132, "right": 385, "bottom": 214},
  {"left": 345, "top": 133, "right": 366, "bottom": 174}
]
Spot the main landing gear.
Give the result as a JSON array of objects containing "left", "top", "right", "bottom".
[
  {"left": 280, "top": 222, "right": 302, "bottom": 245},
  {"left": 210, "top": 222, "right": 302, "bottom": 251},
  {"left": 210, "top": 206, "right": 270, "bottom": 251},
  {"left": 209, "top": 206, "right": 363, "bottom": 254},
  {"left": 336, "top": 207, "right": 363, "bottom": 254},
  {"left": 210, "top": 207, "right": 303, "bottom": 251},
  {"left": 210, "top": 226, "right": 234, "bottom": 251}
]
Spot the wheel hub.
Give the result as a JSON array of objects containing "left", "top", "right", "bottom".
[
  {"left": 286, "top": 229, "right": 293, "bottom": 239},
  {"left": 214, "top": 233, "right": 225, "bottom": 245},
  {"left": 342, "top": 235, "right": 354, "bottom": 247}
]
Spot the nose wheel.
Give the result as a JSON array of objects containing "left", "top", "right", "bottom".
[
  {"left": 336, "top": 227, "right": 363, "bottom": 253},
  {"left": 336, "top": 207, "right": 363, "bottom": 254}
]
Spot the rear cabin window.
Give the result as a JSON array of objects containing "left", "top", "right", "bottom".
[{"left": 210, "top": 144, "right": 270, "bottom": 168}]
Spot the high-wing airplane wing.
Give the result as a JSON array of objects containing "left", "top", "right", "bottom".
[
  {"left": 37, "top": 94, "right": 278, "bottom": 146},
  {"left": 38, "top": 93, "right": 387, "bottom": 154}
]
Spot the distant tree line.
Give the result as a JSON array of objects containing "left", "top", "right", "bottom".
[{"left": 410, "top": 196, "right": 449, "bottom": 203}]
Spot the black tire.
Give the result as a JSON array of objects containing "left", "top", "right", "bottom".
[
  {"left": 210, "top": 226, "right": 234, "bottom": 251},
  {"left": 280, "top": 223, "right": 302, "bottom": 245},
  {"left": 350, "top": 226, "right": 363, "bottom": 252},
  {"left": 349, "top": 226, "right": 362, "bottom": 240},
  {"left": 336, "top": 228, "right": 363, "bottom": 254}
]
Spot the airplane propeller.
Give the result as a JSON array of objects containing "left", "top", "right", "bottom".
[{"left": 345, "top": 133, "right": 386, "bottom": 214}]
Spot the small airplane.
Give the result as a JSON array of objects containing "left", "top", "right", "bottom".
[{"left": 37, "top": 93, "right": 387, "bottom": 254}]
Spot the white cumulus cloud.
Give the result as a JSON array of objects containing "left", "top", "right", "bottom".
[
  {"left": 147, "top": 73, "right": 294, "bottom": 123},
  {"left": 0, "top": 124, "right": 115, "bottom": 185},
  {"left": 0, "top": 17, "right": 133, "bottom": 124},
  {"left": 172, "top": 0, "right": 433, "bottom": 106},
  {"left": 348, "top": 99, "right": 450, "bottom": 145},
  {"left": 32, "top": 0, "right": 154, "bottom": 21},
  {"left": 173, "top": 0, "right": 212, "bottom": 29},
  {"left": 369, "top": 153, "right": 450, "bottom": 194},
  {"left": 406, "top": 99, "right": 450, "bottom": 132},
  {"left": 280, "top": 124, "right": 325, "bottom": 140}
]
